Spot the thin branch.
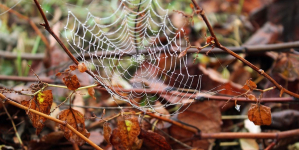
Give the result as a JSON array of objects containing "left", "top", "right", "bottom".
[
  {"left": 92, "top": 111, "right": 198, "bottom": 133},
  {"left": 199, "top": 130, "right": 299, "bottom": 139},
  {"left": 264, "top": 141, "right": 277, "bottom": 150},
  {"left": 142, "top": 118, "right": 193, "bottom": 149},
  {"left": 2, "top": 41, "right": 299, "bottom": 60},
  {"left": 190, "top": 0, "right": 299, "bottom": 98},
  {"left": 0, "top": 75, "right": 296, "bottom": 103},
  {"left": 145, "top": 112, "right": 198, "bottom": 133},
  {"left": 2, "top": 102, "right": 24, "bottom": 147},
  {"left": 0, "top": 93, "right": 103, "bottom": 150}
]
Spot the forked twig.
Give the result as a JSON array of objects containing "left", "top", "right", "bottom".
[{"left": 190, "top": 0, "right": 299, "bottom": 99}]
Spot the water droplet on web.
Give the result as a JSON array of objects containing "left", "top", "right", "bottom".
[
  {"left": 62, "top": 0, "right": 204, "bottom": 116},
  {"left": 235, "top": 104, "right": 241, "bottom": 112}
]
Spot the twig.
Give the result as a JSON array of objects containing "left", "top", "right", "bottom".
[
  {"left": 143, "top": 118, "right": 193, "bottom": 149},
  {"left": 190, "top": 0, "right": 299, "bottom": 99},
  {"left": 1, "top": 41, "right": 299, "bottom": 60},
  {"left": 145, "top": 112, "right": 198, "bottom": 133},
  {"left": 199, "top": 130, "right": 299, "bottom": 139},
  {"left": 0, "top": 75, "right": 296, "bottom": 103},
  {"left": 0, "top": 93, "right": 103, "bottom": 150},
  {"left": 1, "top": 101, "right": 24, "bottom": 147},
  {"left": 95, "top": 111, "right": 198, "bottom": 133},
  {"left": 264, "top": 141, "right": 277, "bottom": 150}
]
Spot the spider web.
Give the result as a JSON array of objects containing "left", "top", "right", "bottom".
[{"left": 64, "top": 0, "right": 202, "bottom": 115}]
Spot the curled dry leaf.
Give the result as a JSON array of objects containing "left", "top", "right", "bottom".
[
  {"left": 103, "top": 122, "right": 112, "bottom": 144},
  {"left": 58, "top": 108, "right": 90, "bottom": 146},
  {"left": 190, "top": 3, "right": 194, "bottom": 9},
  {"left": 248, "top": 104, "right": 272, "bottom": 125},
  {"left": 88, "top": 87, "right": 96, "bottom": 100},
  {"left": 242, "top": 79, "right": 257, "bottom": 91},
  {"left": 178, "top": 47, "right": 189, "bottom": 58},
  {"left": 139, "top": 129, "right": 171, "bottom": 150},
  {"left": 55, "top": 72, "right": 62, "bottom": 77},
  {"left": 21, "top": 90, "right": 53, "bottom": 135},
  {"left": 78, "top": 62, "right": 87, "bottom": 73},
  {"left": 69, "top": 65, "right": 77, "bottom": 71},
  {"left": 110, "top": 114, "right": 140, "bottom": 149},
  {"left": 247, "top": 94, "right": 257, "bottom": 101},
  {"left": 206, "top": 36, "right": 215, "bottom": 44},
  {"left": 63, "top": 74, "right": 81, "bottom": 90}
]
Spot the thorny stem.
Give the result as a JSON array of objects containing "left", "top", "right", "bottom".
[
  {"left": 2, "top": 102, "right": 24, "bottom": 147},
  {"left": 190, "top": 0, "right": 299, "bottom": 98},
  {"left": 0, "top": 93, "right": 103, "bottom": 150}
]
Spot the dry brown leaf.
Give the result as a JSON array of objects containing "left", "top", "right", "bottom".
[
  {"left": 58, "top": 108, "right": 90, "bottom": 146},
  {"left": 21, "top": 90, "right": 53, "bottom": 135},
  {"left": 78, "top": 62, "right": 87, "bottom": 73},
  {"left": 103, "top": 122, "right": 112, "bottom": 144},
  {"left": 242, "top": 79, "right": 257, "bottom": 91},
  {"left": 248, "top": 104, "right": 272, "bottom": 125},
  {"left": 55, "top": 72, "right": 62, "bottom": 77},
  {"left": 139, "top": 129, "right": 171, "bottom": 150},
  {"left": 247, "top": 94, "right": 257, "bottom": 101},
  {"left": 69, "top": 65, "right": 77, "bottom": 71},
  {"left": 88, "top": 87, "right": 96, "bottom": 100},
  {"left": 110, "top": 128, "right": 126, "bottom": 150},
  {"left": 110, "top": 114, "right": 140, "bottom": 149},
  {"left": 63, "top": 74, "right": 81, "bottom": 90},
  {"left": 170, "top": 101, "right": 222, "bottom": 149}
]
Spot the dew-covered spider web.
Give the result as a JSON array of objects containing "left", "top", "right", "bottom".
[{"left": 64, "top": 0, "right": 203, "bottom": 115}]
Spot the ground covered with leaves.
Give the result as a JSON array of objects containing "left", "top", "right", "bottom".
[{"left": 1, "top": 0, "right": 299, "bottom": 150}]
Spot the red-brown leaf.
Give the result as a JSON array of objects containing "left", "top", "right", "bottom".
[
  {"left": 78, "top": 62, "right": 87, "bottom": 73},
  {"left": 63, "top": 75, "right": 81, "bottom": 90},
  {"left": 110, "top": 114, "right": 140, "bottom": 149},
  {"left": 88, "top": 87, "right": 96, "bottom": 100},
  {"left": 103, "top": 122, "right": 112, "bottom": 144},
  {"left": 247, "top": 94, "right": 257, "bottom": 101},
  {"left": 58, "top": 108, "right": 90, "bottom": 146},
  {"left": 21, "top": 90, "right": 53, "bottom": 135},
  {"left": 69, "top": 65, "right": 77, "bottom": 71},
  {"left": 55, "top": 72, "right": 62, "bottom": 77},
  {"left": 248, "top": 104, "right": 272, "bottom": 125},
  {"left": 139, "top": 129, "right": 171, "bottom": 150},
  {"left": 242, "top": 79, "right": 257, "bottom": 91}
]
